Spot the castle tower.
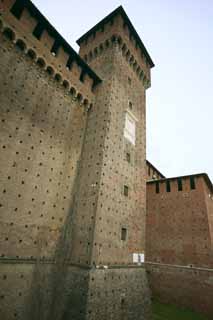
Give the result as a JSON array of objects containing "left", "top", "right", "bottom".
[
  {"left": 69, "top": 6, "right": 154, "bottom": 319},
  {"left": 0, "top": 2, "right": 154, "bottom": 319}
]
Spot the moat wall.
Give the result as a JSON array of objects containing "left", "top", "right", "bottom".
[{"left": 147, "top": 263, "right": 213, "bottom": 318}]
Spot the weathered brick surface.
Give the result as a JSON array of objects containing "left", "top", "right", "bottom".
[
  {"left": 86, "top": 267, "right": 152, "bottom": 320},
  {"left": 1, "top": 0, "right": 97, "bottom": 101},
  {"left": 86, "top": 43, "right": 147, "bottom": 264},
  {"left": 146, "top": 175, "right": 213, "bottom": 268},
  {"left": 0, "top": 1, "right": 153, "bottom": 319},
  {"left": 0, "top": 33, "right": 87, "bottom": 260},
  {"left": 146, "top": 174, "right": 213, "bottom": 317},
  {"left": 0, "top": 262, "right": 90, "bottom": 320}
]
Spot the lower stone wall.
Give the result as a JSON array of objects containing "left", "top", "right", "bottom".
[
  {"left": 0, "top": 261, "right": 89, "bottom": 320},
  {"left": 86, "top": 266, "right": 152, "bottom": 320},
  {"left": 146, "top": 262, "right": 213, "bottom": 318},
  {"left": 0, "top": 262, "right": 152, "bottom": 320}
]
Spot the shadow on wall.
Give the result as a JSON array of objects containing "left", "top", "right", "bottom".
[{"left": 25, "top": 116, "right": 90, "bottom": 320}]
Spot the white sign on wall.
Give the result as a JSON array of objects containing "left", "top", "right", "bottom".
[
  {"left": 133, "top": 253, "right": 145, "bottom": 264},
  {"left": 124, "top": 112, "right": 136, "bottom": 145}
]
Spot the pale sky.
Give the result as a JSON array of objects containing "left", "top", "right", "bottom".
[{"left": 33, "top": 0, "right": 213, "bottom": 181}]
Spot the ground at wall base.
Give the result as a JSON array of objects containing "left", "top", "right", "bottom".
[{"left": 152, "top": 300, "right": 209, "bottom": 320}]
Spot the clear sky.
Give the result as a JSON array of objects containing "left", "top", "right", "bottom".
[{"left": 33, "top": 0, "right": 213, "bottom": 181}]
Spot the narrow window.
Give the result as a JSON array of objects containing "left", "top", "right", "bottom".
[
  {"left": 177, "top": 178, "right": 182, "bottom": 191},
  {"left": 190, "top": 176, "right": 196, "bottom": 190},
  {"left": 128, "top": 77, "right": 132, "bottom": 85},
  {"left": 148, "top": 166, "right": 150, "bottom": 176},
  {"left": 121, "top": 298, "right": 125, "bottom": 307},
  {"left": 166, "top": 180, "right": 171, "bottom": 192},
  {"left": 124, "top": 185, "right": 129, "bottom": 197},
  {"left": 156, "top": 181, "right": 159, "bottom": 193},
  {"left": 126, "top": 152, "right": 131, "bottom": 163},
  {"left": 10, "top": 0, "right": 24, "bottom": 20},
  {"left": 33, "top": 23, "right": 44, "bottom": 40},
  {"left": 128, "top": 101, "right": 133, "bottom": 110},
  {"left": 121, "top": 228, "right": 127, "bottom": 241}
]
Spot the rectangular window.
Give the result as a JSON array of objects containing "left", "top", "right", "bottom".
[
  {"left": 124, "top": 185, "right": 129, "bottom": 196},
  {"left": 124, "top": 112, "right": 136, "bottom": 145},
  {"left": 156, "top": 181, "right": 159, "bottom": 193},
  {"left": 126, "top": 152, "right": 131, "bottom": 163},
  {"left": 121, "top": 228, "right": 127, "bottom": 241}
]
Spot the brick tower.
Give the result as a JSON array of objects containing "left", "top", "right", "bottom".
[
  {"left": 71, "top": 6, "right": 154, "bottom": 319},
  {"left": 0, "top": 2, "right": 154, "bottom": 319}
]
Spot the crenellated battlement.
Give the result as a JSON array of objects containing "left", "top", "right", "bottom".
[
  {"left": 147, "top": 173, "right": 213, "bottom": 196},
  {"left": 0, "top": 0, "right": 102, "bottom": 107},
  {"left": 77, "top": 6, "right": 154, "bottom": 88}
]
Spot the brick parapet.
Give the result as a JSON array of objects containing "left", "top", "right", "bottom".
[
  {"left": 147, "top": 173, "right": 213, "bottom": 195},
  {"left": 1, "top": 0, "right": 102, "bottom": 107},
  {"left": 146, "top": 174, "right": 213, "bottom": 268}
]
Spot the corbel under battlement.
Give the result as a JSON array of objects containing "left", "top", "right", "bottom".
[{"left": 0, "top": 0, "right": 102, "bottom": 107}]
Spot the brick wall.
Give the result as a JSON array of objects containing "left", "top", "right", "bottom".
[
  {"left": 146, "top": 174, "right": 213, "bottom": 317},
  {"left": 146, "top": 175, "right": 213, "bottom": 268}
]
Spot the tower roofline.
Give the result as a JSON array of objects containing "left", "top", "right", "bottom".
[{"left": 76, "top": 5, "right": 155, "bottom": 68}]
